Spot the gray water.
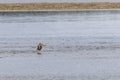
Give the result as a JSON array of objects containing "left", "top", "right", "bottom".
[
  {"left": 1, "top": 11, "right": 120, "bottom": 80},
  {"left": 0, "top": 11, "right": 120, "bottom": 53}
]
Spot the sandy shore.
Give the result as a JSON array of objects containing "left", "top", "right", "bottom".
[{"left": 0, "top": 2, "right": 120, "bottom": 11}]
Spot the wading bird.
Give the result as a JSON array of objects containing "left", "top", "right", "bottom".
[{"left": 36, "top": 43, "right": 46, "bottom": 54}]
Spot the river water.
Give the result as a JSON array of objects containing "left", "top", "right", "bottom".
[
  {"left": 0, "top": 11, "right": 120, "bottom": 53},
  {"left": 0, "top": 11, "right": 120, "bottom": 80}
]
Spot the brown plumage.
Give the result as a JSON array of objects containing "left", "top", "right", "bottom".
[
  {"left": 37, "top": 43, "right": 43, "bottom": 51},
  {"left": 37, "top": 43, "right": 44, "bottom": 51},
  {"left": 36, "top": 43, "right": 46, "bottom": 54}
]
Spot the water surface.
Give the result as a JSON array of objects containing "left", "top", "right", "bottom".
[
  {"left": 0, "top": 11, "right": 120, "bottom": 53},
  {"left": 0, "top": 11, "right": 120, "bottom": 80}
]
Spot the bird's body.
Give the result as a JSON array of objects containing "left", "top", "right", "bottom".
[
  {"left": 37, "top": 44, "right": 42, "bottom": 51},
  {"left": 36, "top": 43, "right": 45, "bottom": 54}
]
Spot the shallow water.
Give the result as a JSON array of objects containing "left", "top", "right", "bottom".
[
  {"left": 0, "top": 11, "right": 120, "bottom": 53},
  {"left": 0, "top": 11, "right": 120, "bottom": 80}
]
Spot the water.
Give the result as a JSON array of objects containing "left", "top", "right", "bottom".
[
  {"left": 0, "top": 11, "right": 120, "bottom": 79},
  {"left": 0, "top": 11, "right": 120, "bottom": 53}
]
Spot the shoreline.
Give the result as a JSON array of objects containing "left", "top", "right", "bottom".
[
  {"left": 1, "top": 9, "right": 120, "bottom": 12},
  {"left": 0, "top": 2, "right": 120, "bottom": 12}
]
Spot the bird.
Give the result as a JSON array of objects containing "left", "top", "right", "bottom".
[{"left": 36, "top": 43, "right": 46, "bottom": 54}]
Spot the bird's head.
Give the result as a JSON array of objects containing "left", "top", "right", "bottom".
[{"left": 38, "top": 43, "right": 46, "bottom": 46}]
